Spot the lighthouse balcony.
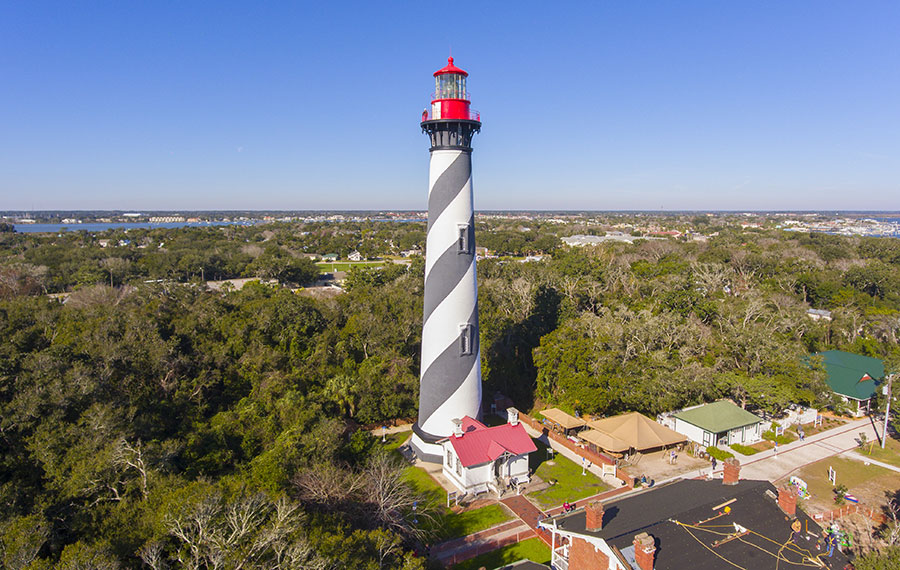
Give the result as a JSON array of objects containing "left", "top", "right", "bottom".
[{"left": 421, "top": 108, "right": 481, "bottom": 122}]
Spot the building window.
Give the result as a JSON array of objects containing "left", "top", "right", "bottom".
[
  {"left": 447, "top": 450, "right": 453, "bottom": 466},
  {"left": 456, "top": 456, "right": 462, "bottom": 476},
  {"left": 459, "top": 324, "right": 473, "bottom": 356},
  {"left": 457, "top": 224, "right": 469, "bottom": 254}
]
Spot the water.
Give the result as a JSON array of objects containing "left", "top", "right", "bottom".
[{"left": 13, "top": 221, "right": 257, "bottom": 233}]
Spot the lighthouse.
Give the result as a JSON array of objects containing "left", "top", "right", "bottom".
[{"left": 411, "top": 57, "right": 483, "bottom": 462}]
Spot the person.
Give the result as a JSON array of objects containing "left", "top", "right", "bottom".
[
  {"left": 798, "top": 427, "right": 805, "bottom": 441},
  {"left": 711, "top": 456, "right": 717, "bottom": 471},
  {"left": 670, "top": 449, "right": 676, "bottom": 464},
  {"left": 774, "top": 441, "right": 779, "bottom": 455},
  {"left": 422, "top": 109, "right": 428, "bottom": 122}
]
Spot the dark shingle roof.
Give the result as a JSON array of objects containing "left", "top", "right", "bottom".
[
  {"left": 818, "top": 350, "right": 882, "bottom": 400},
  {"left": 546, "top": 479, "right": 850, "bottom": 570}
]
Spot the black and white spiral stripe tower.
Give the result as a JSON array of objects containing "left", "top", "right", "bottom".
[{"left": 411, "top": 58, "right": 483, "bottom": 462}]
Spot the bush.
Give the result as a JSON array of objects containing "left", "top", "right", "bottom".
[
  {"left": 729, "top": 443, "right": 759, "bottom": 455},
  {"left": 834, "top": 483, "right": 848, "bottom": 505},
  {"left": 706, "top": 446, "right": 734, "bottom": 461},
  {"left": 762, "top": 423, "right": 795, "bottom": 444}
]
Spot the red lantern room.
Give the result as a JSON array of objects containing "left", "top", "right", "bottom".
[
  {"left": 429, "top": 57, "right": 479, "bottom": 121},
  {"left": 421, "top": 57, "right": 481, "bottom": 151}
]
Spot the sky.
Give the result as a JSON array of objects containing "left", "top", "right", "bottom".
[{"left": 2, "top": 1, "right": 899, "bottom": 211}]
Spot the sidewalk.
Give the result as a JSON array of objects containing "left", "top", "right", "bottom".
[{"left": 735, "top": 417, "right": 880, "bottom": 482}]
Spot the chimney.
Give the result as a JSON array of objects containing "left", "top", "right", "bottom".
[
  {"left": 585, "top": 501, "right": 605, "bottom": 531},
  {"left": 451, "top": 418, "right": 463, "bottom": 437},
  {"left": 778, "top": 485, "right": 798, "bottom": 517},
  {"left": 722, "top": 457, "right": 741, "bottom": 485},
  {"left": 569, "top": 536, "right": 610, "bottom": 570},
  {"left": 633, "top": 532, "right": 656, "bottom": 570},
  {"left": 507, "top": 407, "right": 519, "bottom": 426}
]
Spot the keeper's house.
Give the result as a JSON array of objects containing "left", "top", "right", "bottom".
[
  {"left": 441, "top": 409, "right": 536, "bottom": 496},
  {"left": 672, "top": 400, "right": 765, "bottom": 447},
  {"left": 817, "top": 350, "right": 882, "bottom": 417}
]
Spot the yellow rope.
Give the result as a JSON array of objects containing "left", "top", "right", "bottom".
[{"left": 671, "top": 519, "right": 827, "bottom": 568}]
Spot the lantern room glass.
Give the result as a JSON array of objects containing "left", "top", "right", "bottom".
[{"left": 435, "top": 73, "right": 467, "bottom": 100}]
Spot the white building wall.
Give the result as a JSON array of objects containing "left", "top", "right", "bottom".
[
  {"left": 673, "top": 418, "right": 708, "bottom": 445},
  {"left": 508, "top": 455, "right": 530, "bottom": 480}
]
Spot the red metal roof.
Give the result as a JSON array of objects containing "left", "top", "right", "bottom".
[
  {"left": 434, "top": 56, "right": 468, "bottom": 77},
  {"left": 449, "top": 416, "right": 537, "bottom": 467}
]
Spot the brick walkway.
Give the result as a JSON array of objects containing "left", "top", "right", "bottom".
[{"left": 501, "top": 494, "right": 553, "bottom": 545}]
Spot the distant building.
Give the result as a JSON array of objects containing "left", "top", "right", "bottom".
[
  {"left": 348, "top": 250, "right": 362, "bottom": 261},
  {"left": 149, "top": 216, "right": 185, "bottom": 223},
  {"left": 671, "top": 400, "right": 765, "bottom": 447},
  {"left": 806, "top": 308, "right": 832, "bottom": 322},
  {"left": 441, "top": 409, "right": 536, "bottom": 496},
  {"left": 817, "top": 350, "right": 882, "bottom": 417},
  {"left": 322, "top": 253, "right": 339, "bottom": 261},
  {"left": 562, "top": 232, "right": 659, "bottom": 246}
]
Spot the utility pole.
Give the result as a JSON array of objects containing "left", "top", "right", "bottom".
[{"left": 883, "top": 373, "right": 894, "bottom": 449}]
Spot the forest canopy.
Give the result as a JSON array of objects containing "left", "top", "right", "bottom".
[{"left": 1, "top": 219, "right": 899, "bottom": 567}]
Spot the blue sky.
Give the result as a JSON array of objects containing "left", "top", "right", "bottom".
[{"left": 2, "top": 1, "right": 898, "bottom": 211}]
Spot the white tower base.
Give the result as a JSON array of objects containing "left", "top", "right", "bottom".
[{"left": 410, "top": 433, "right": 444, "bottom": 464}]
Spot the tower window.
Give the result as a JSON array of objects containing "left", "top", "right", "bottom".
[
  {"left": 460, "top": 324, "right": 474, "bottom": 356},
  {"left": 457, "top": 224, "right": 469, "bottom": 254}
]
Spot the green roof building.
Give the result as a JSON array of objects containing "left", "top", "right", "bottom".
[
  {"left": 672, "top": 400, "right": 765, "bottom": 447},
  {"left": 817, "top": 350, "right": 883, "bottom": 417}
]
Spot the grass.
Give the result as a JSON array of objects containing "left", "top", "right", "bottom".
[
  {"left": 398, "top": 451, "right": 513, "bottom": 541},
  {"left": 787, "top": 456, "right": 898, "bottom": 511},
  {"left": 440, "top": 503, "right": 514, "bottom": 541},
  {"left": 729, "top": 443, "right": 760, "bottom": 455},
  {"left": 379, "top": 430, "right": 411, "bottom": 454},
  {"left": 526, "top": 439, "right": 610, "bottom": 510},
  {"left": 858, "top": 435, "right": 900, "bottom": 468},
  {"left": 315, "top": 261, "right": 384, "bottom": 272},
  {"left": 449, "top": 537, "right": 551, "bottom": 570}
]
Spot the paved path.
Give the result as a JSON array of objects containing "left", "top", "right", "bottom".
[
  {"left": 431, "top": 520, "right": 533, "bottom": 565},
  {"left": 738, "top": 417, "right": 880, "bottom": 482}
]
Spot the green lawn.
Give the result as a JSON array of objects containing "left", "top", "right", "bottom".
[
  {"left": 440, "top": 503, "right": 513, "bottom": 541},
  {"left": 859, "top": 435, "right": 900, "bottom": 468},
  {"left": 787, "top": 456, "right": 898, "bottom": 511},
  {"left": 526, "top": 439, "right": 610, "bottom": 510},
  {"left": 449, "top": 537, "right": 551, "bottom": 570},
  {"left": 401, "top": 462, "right": 514, "bottom": 541},
  {"left": 379, "top": 430, "right": 411, "bottom": 454},
  {"left": 316, "top": 261, "right": 384, "bottom": 272}
]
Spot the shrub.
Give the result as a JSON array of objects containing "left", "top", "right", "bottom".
[
  {"left": 729, "top": 443, "right": 759, "bottom": 456},
  {"left": 706, "top": 446, "right": 734, "bottom": 461},
  {"left": 834, "top": 484, "right": 848, "bottom": 505},
  {"left": 762, "top": 423, "right": 795, "bottom": 444}
]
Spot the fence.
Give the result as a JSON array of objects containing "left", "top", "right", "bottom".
[
  {"left": 516, "top": 409, "right": 634, "bottom": 487},
  {"left": 811, "top": 503, "right": 888, "bottom": 525}
]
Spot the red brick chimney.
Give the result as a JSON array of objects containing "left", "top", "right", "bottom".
[
  {"left": 585, "top": 501, "right": 605, "bottom": 531},
  {"left": 778, "top": 485, "right": 798, "bottom": 517},
  {"left": 633, "top": 532, "right": 656, "bottom": 570},
  {"left": 569, "top": 536, "right": 610, "bottom": 570},
  {"left": 722, "top": 457, "right": 741, "bottom": 485}
]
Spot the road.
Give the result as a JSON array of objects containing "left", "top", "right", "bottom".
[{"left": 735, "top": 416, "right": 882, "bottom": 482}]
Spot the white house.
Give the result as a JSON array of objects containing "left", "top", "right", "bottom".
[
  {"left": 441, "top": 409, "right": 537, "bottom": 496},
  {"left": 348, "top": 250, "right": 362, "bottom": 261},
  {"left": 672, "top": 400, "right": 765, "bottom": 447}
]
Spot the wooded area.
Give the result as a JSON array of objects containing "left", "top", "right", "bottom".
[{"left": 1, "top": 220, "right": 899, "bottom": 568}]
